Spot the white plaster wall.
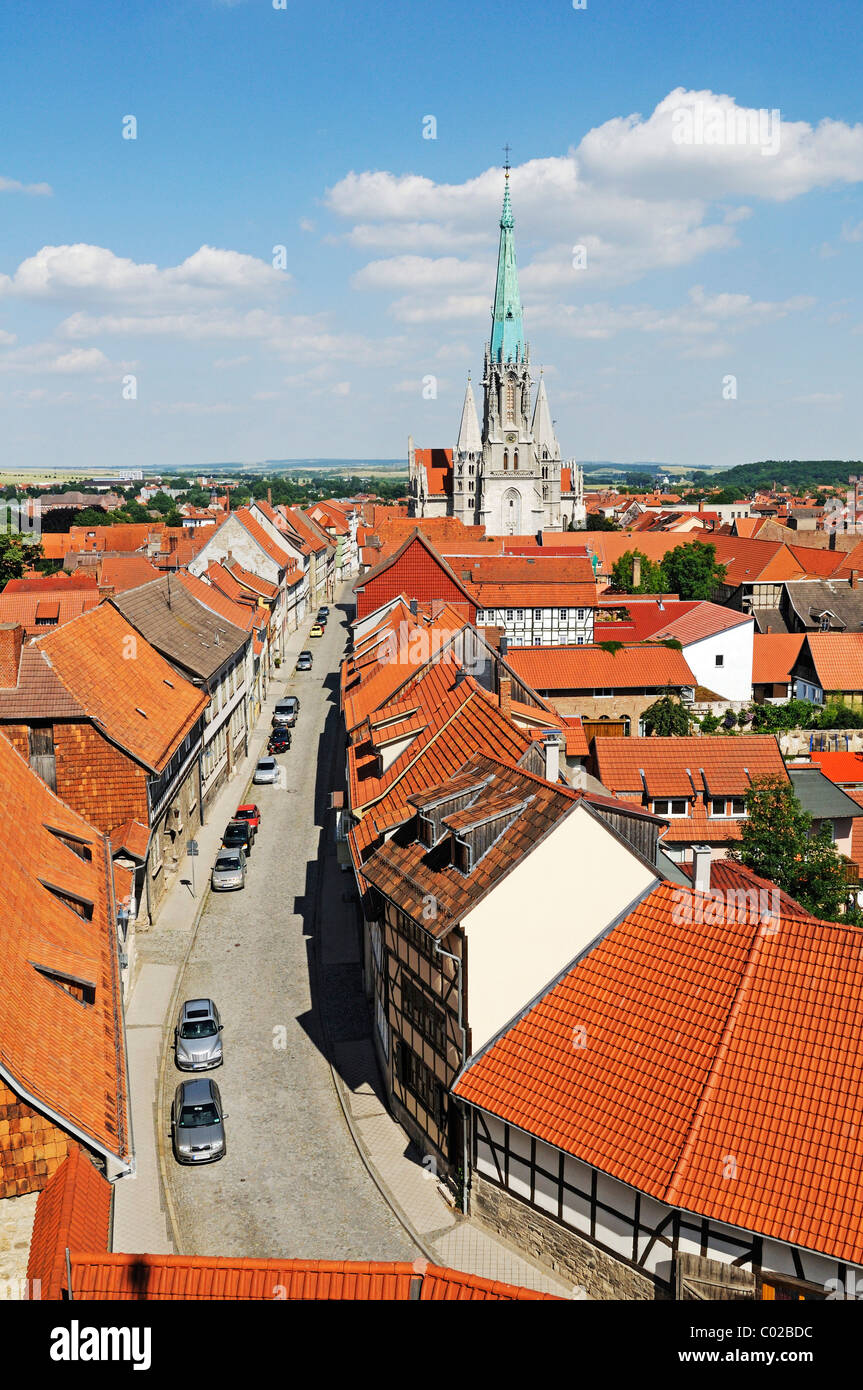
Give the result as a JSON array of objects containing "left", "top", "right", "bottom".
[
  {"left": 463, "top": 804, "right": 657, "bottom": 1050},
  {"left": 683, "top": 619, "right": 753, "bottom": 702}
]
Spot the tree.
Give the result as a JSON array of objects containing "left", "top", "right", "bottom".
[
  {"left": 640, "top": 693, "right": 692, "bottom": 736},
  {"left": 0, "top": 533, "right": 42, "bottom": 586},
  {"left": 729, "top": 777, "right": 851, "bottom": 920},
  {"left": 149, "top": 490, "right": 175, "bottom": 515},
  {"left": 610, "top": 548, "right": 665, "bottom": 594},
  {"left": 72, "top": 507, "right": 110, "bottom": 527},
  {"left": 660, "top": 541, "right": 726, "bottom": 601},
  {"left": 583, "top": 513, "right": 620, "bottom": 531},
  {"left": 164, "top": 508, "right": 184, "bottom": 528}
]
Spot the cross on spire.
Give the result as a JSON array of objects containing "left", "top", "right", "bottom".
[{"left": 503, "top": 143, "right": 512, "bottom": 177}]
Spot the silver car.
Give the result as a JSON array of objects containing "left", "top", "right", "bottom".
[
  {"left": 175, "top": 999, "right": 223, "bottom": 1071},
  {"left": 272, "top": 696, "right": 299, "bottom": 727},
  {"left": 253, "top": 756, "right": 280, "bottom": 784},
  {"left": 296, "top": 651, "right": 313, "bottom": 672},
  {"left": 211, "top": 847, "right": 246, "bottom": 890},
  {"left": 171, "top": 1078, "right": 227, "bottom": 1164}
]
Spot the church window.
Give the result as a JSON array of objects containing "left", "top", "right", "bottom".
[
  {"left": 543, "top": 447, "right": 548, "bottom": 460},
  {"left": 505, "top": 381, "right": 515, "bottom": 421},
  {"left": 503, "top": 451, "right": 509, "bottom": 470},
  {"left": 513, "top": 451, "right": 518, "bottom": 470}
]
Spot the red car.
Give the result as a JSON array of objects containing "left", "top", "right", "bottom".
[{"left": 234, "top": 803, "right": 261, "bottom": 834}]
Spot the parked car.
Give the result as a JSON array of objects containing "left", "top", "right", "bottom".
[
  {"left": 175, "top": 999, "right": 223, "bottom": 1071},
  {"left": 253, "top": 756, "right": 280, "bottom": 784},
  {"left": 222, "top": 818, "right": 254, "bottom": 856},
  {"left": 309, "top": 624, "right": 324, "bottom": 639},
  {"left": 171, "top": 1078, "right": 227, "bottom": 1164},
  {"left": 268, "top": 728, "right": 291, "bottom": 754},
  {"left": 318, "top": 606, "right": 330, "bottom": 621},
  {"left": 315, "top": 612, "right": 327, "bottom": 627},
  {"left": 272, "top": 697, "right": 298, "bottom": 727},
  {"left": 277, "top": 695, "right": 299, "bottom": 725},
  {"left": 211, "top": 848, "right": 246, "bottom": 891},
  {"left": 296, "top": 651, "right": 313, "bottom": 671},
  {"left": 234, "top": 803, "right": 261, "bottom": 833}
]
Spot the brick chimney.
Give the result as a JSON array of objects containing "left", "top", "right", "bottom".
[
  {"left": 632, "top": 554, "right": 642, "bottom": 588},
  {"left": 850, "top": 571, "right": 859, "bottom": 590},
  {"left": 267, "top": 487, "right": 272, "bottom": 507},
  {"left": 499, "top": 675, "right": 512, "bottom": 719},
  {"left": 0, "top": 623, "right": 24, "bottom": 687}
]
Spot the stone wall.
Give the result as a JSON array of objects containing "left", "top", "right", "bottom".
[{"left": 471, "top": 1172, "right": 658, "bottom": 1301}]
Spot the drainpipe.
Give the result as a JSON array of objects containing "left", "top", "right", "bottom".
[{"left": 433, "top": 939, "right": 469, "bottom": 1214}]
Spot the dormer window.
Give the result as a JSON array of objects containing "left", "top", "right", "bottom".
[{"left": 454, "top": 838, "right": 472, "bottom": 875}]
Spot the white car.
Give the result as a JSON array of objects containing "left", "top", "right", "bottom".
[{"left": 253, "top": 756, "right": 280, "bottom": 785}]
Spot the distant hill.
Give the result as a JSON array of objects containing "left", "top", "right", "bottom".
[{"left": 698, "top": 460, "right": 863, "bottom": 491}]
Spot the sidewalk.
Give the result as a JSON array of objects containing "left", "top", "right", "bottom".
[{"left": 112, "top": 621, "right": 312, "bottom": 1255}]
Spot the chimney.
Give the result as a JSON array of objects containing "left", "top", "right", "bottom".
[
  {"left": 544, "top": 731, "right": 562, "bottom": 783},
  {"left": 454, "top": 669, "right": 468, "bottom": 687},
  {"left": 692, "top": 844, "right": 712, "bottom": 895},
  {"left": 499, "top": 674, "right": 512, "bottom": 719},
  {"left": 409, "top": 598, "right": 418, "bottom": 616},
  {"left": 766, "top": 624, "right": 772, "bottom": 634},
  {"left": 632, "top": 554, "right": 642, "bottom": 588},
  {"left": 0, "top": 623, "right": 24, "bottom": 688},
  {"left": 499, "top": 634, "right": 509, "bottom": 657},
  {"left": 267, "top": 487, "right": 272, "bottom": 507},
  {"left": 850, "top": 571, "right": 859, "bottom": 590}
]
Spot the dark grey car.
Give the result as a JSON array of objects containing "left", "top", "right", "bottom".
[
  {"left": 171, "top": 1077, "right": 227, "bottom": 1164},
  {"left": 175, "top": 999, "right": 223, "bottom": 1071}
]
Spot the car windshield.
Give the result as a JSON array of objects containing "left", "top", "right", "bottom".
[
  {"left": 236, "top": 808, "right": 253, "bottom": 820},
  {"left": 178, "top": 1103, "right": 219, "bottom": 1128},
  {"left": 224, "top": 825, "right": 245, "bottom": 840},
  {"left": 216, "top": 854, "right": 240, "bottom": 870},
  {"left": 258, "top": 759, "right": 275, "bottom": 769},
  {"left": 181, "top": 1021, "right": 217, "bottom": 1039}
]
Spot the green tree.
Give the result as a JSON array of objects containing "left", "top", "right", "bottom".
[
  {"left": 610, "top": 548, "right": 665, "bottom": 594},
  {"left": 72, "top": 506, "right": 110, "bottom": 526},
  {"left": 149, "top": 490, "right": 175, "bottom": 515},
  {"left": 660, "top": 542, "right": 726, "bottom": 601},
  {"left": 640, "top": 693, "right": 692, "bottom": 736},
  {"left": 0, "top": 533, "right": 42, "bottom": 585},
  {"left": 729, "top": 777, "right": 851, "bottom": 920},
  {"left": 164, "top": 508, "right": 184, "bottom": 528},
  {"left": 583, "top": 513, "right": 620, "bottom": 532}
]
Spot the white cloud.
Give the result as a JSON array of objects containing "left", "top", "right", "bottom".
[
  {"left": 0, "top": 175, "right": 52, "bottom": 196},
  {"left": 0, "top": 244, "right": 286, "bottom": 304},
  {"left": 0, "top": 343, "right": 112, "bottom": 374}
]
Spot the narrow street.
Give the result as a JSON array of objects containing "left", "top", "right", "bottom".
[{"left": 161, "top": 594, "right": 418, "bottom": 1260}]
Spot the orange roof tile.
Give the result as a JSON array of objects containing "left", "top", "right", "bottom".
[
  {"left": 752, "top": 634, "right": 806, "bottom": 685},
  {"left": 27, "top": 1146, "right": 112, "bottom": 1300},
  {"left": 0, "top": 737, "right": 131, "bottom": 1169},
  {"left": 506, "top": 644, "right": 697, "bottom": 691},
  {"left": 801, "top": 633, "right": 863, "bottom": 692},
  {"left": 455, "top": 879, "right": 863, "bottom": 1265},
  {"left": 35, "top": 604, "right": 207, "bottom": 772}
]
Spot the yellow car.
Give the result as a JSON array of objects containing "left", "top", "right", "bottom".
[{"left": 309, "top": 624, "right": 324, "bottom": 638}]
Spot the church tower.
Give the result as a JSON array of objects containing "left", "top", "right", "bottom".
[{"left": 475, "top": 161, "right": 564, "bottom": 535}]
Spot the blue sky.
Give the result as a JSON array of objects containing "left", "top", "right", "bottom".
[{"left": 2, "top": 0, "right": 862, "bottom": 472}]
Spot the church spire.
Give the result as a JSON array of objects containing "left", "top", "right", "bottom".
[
  {"left": 490, "top": 155, "right": 524, "bottom": 365},
  {"left": 532, "top": 372, "right": 560, "bottom": 461},
  {"left": 457, "top": 375, "right": 481, "bottom": 454}
]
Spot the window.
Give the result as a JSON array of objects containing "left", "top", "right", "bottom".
[
  {"left": 533, "top": 608, "right": 541, "bottom": 619},
  {"left": 401, "top": 976, "right": 446, "bottom": 1052},
  {"left": 506, "top": 609, "right": 514, "bottom": 621},
  {"left": 652, "top": 798, "right": 688, "bottom": 817},
  {"left": 715, "top": 654, "right": 724, "bottom": 667},
  {"left": 454, "top": 838, "right": 472, "bottom": 874},
  {"left": 710, "top": 798, "right": 726, "bottom": 817},
  {"left": 577, "top": 608, "right": 585, "bottom": 620},
  {"left": 515, "top": 609, "right": 524, "bottom": 621},
  {"left": 534, "top": 638, "right": 542, "bottom": 646},
  {"left": 559, "top": 609, "right": 568, "bottom": 620},
  {"left": 395, "top": 1041, "right": 446, "bottom": 1127},
  {"left": 730, "top": 797, "right": 746, "bottom": 817},
  {"left": 594, "top": 687, "right": 614, "bottom": 697},
  {"left": 577, "top": 637, "right": 584, "bottom": 645}
]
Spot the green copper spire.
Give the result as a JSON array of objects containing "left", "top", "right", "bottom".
[{"left": 490, "top": 162, "right": 524, "bottom": 364}]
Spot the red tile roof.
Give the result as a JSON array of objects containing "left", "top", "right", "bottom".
[
  {"left": 455, "top": 879, "right": 863, "bottom": 1265},
  {"left": 506, "top": 643, "right": 697, "bottom": 691},
  {"left": 752, "top": 634, "right": 806, "bottom": 685},
  {"left": 65, "top": 1254, "right": 553, "bottom": 1300},
  {"left": 234, "top": 508, "right": 297, "bottom": 570},
  {"left": 35, "top": 604, "right": 208, "bottom": 773},
  {"left": 413, "top": 447, "right": 453, "bottom": 496},
  {"left": 98, "top": 555, "right": 161, "bottom": 593},
  {"left": 806, "top": 751, "right": 863, "bottom": 785},
  {"left": 801, "top": 633, "right": 863, "bottom": 692},
  {"left": 5, "top": 572, "right": 98, "bottom": 593},
  {"left": 0, "top": 736, "right": 131, "bottom": 1172},
  {"left": 27, "top": 1146, "right": 112, "bottom": 1300},
  {"left": 0, "top": 590, "right": 100, "bottom": 632},
  {"left": 594, "top": 735, "right": 787, "bottom": 797}
]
